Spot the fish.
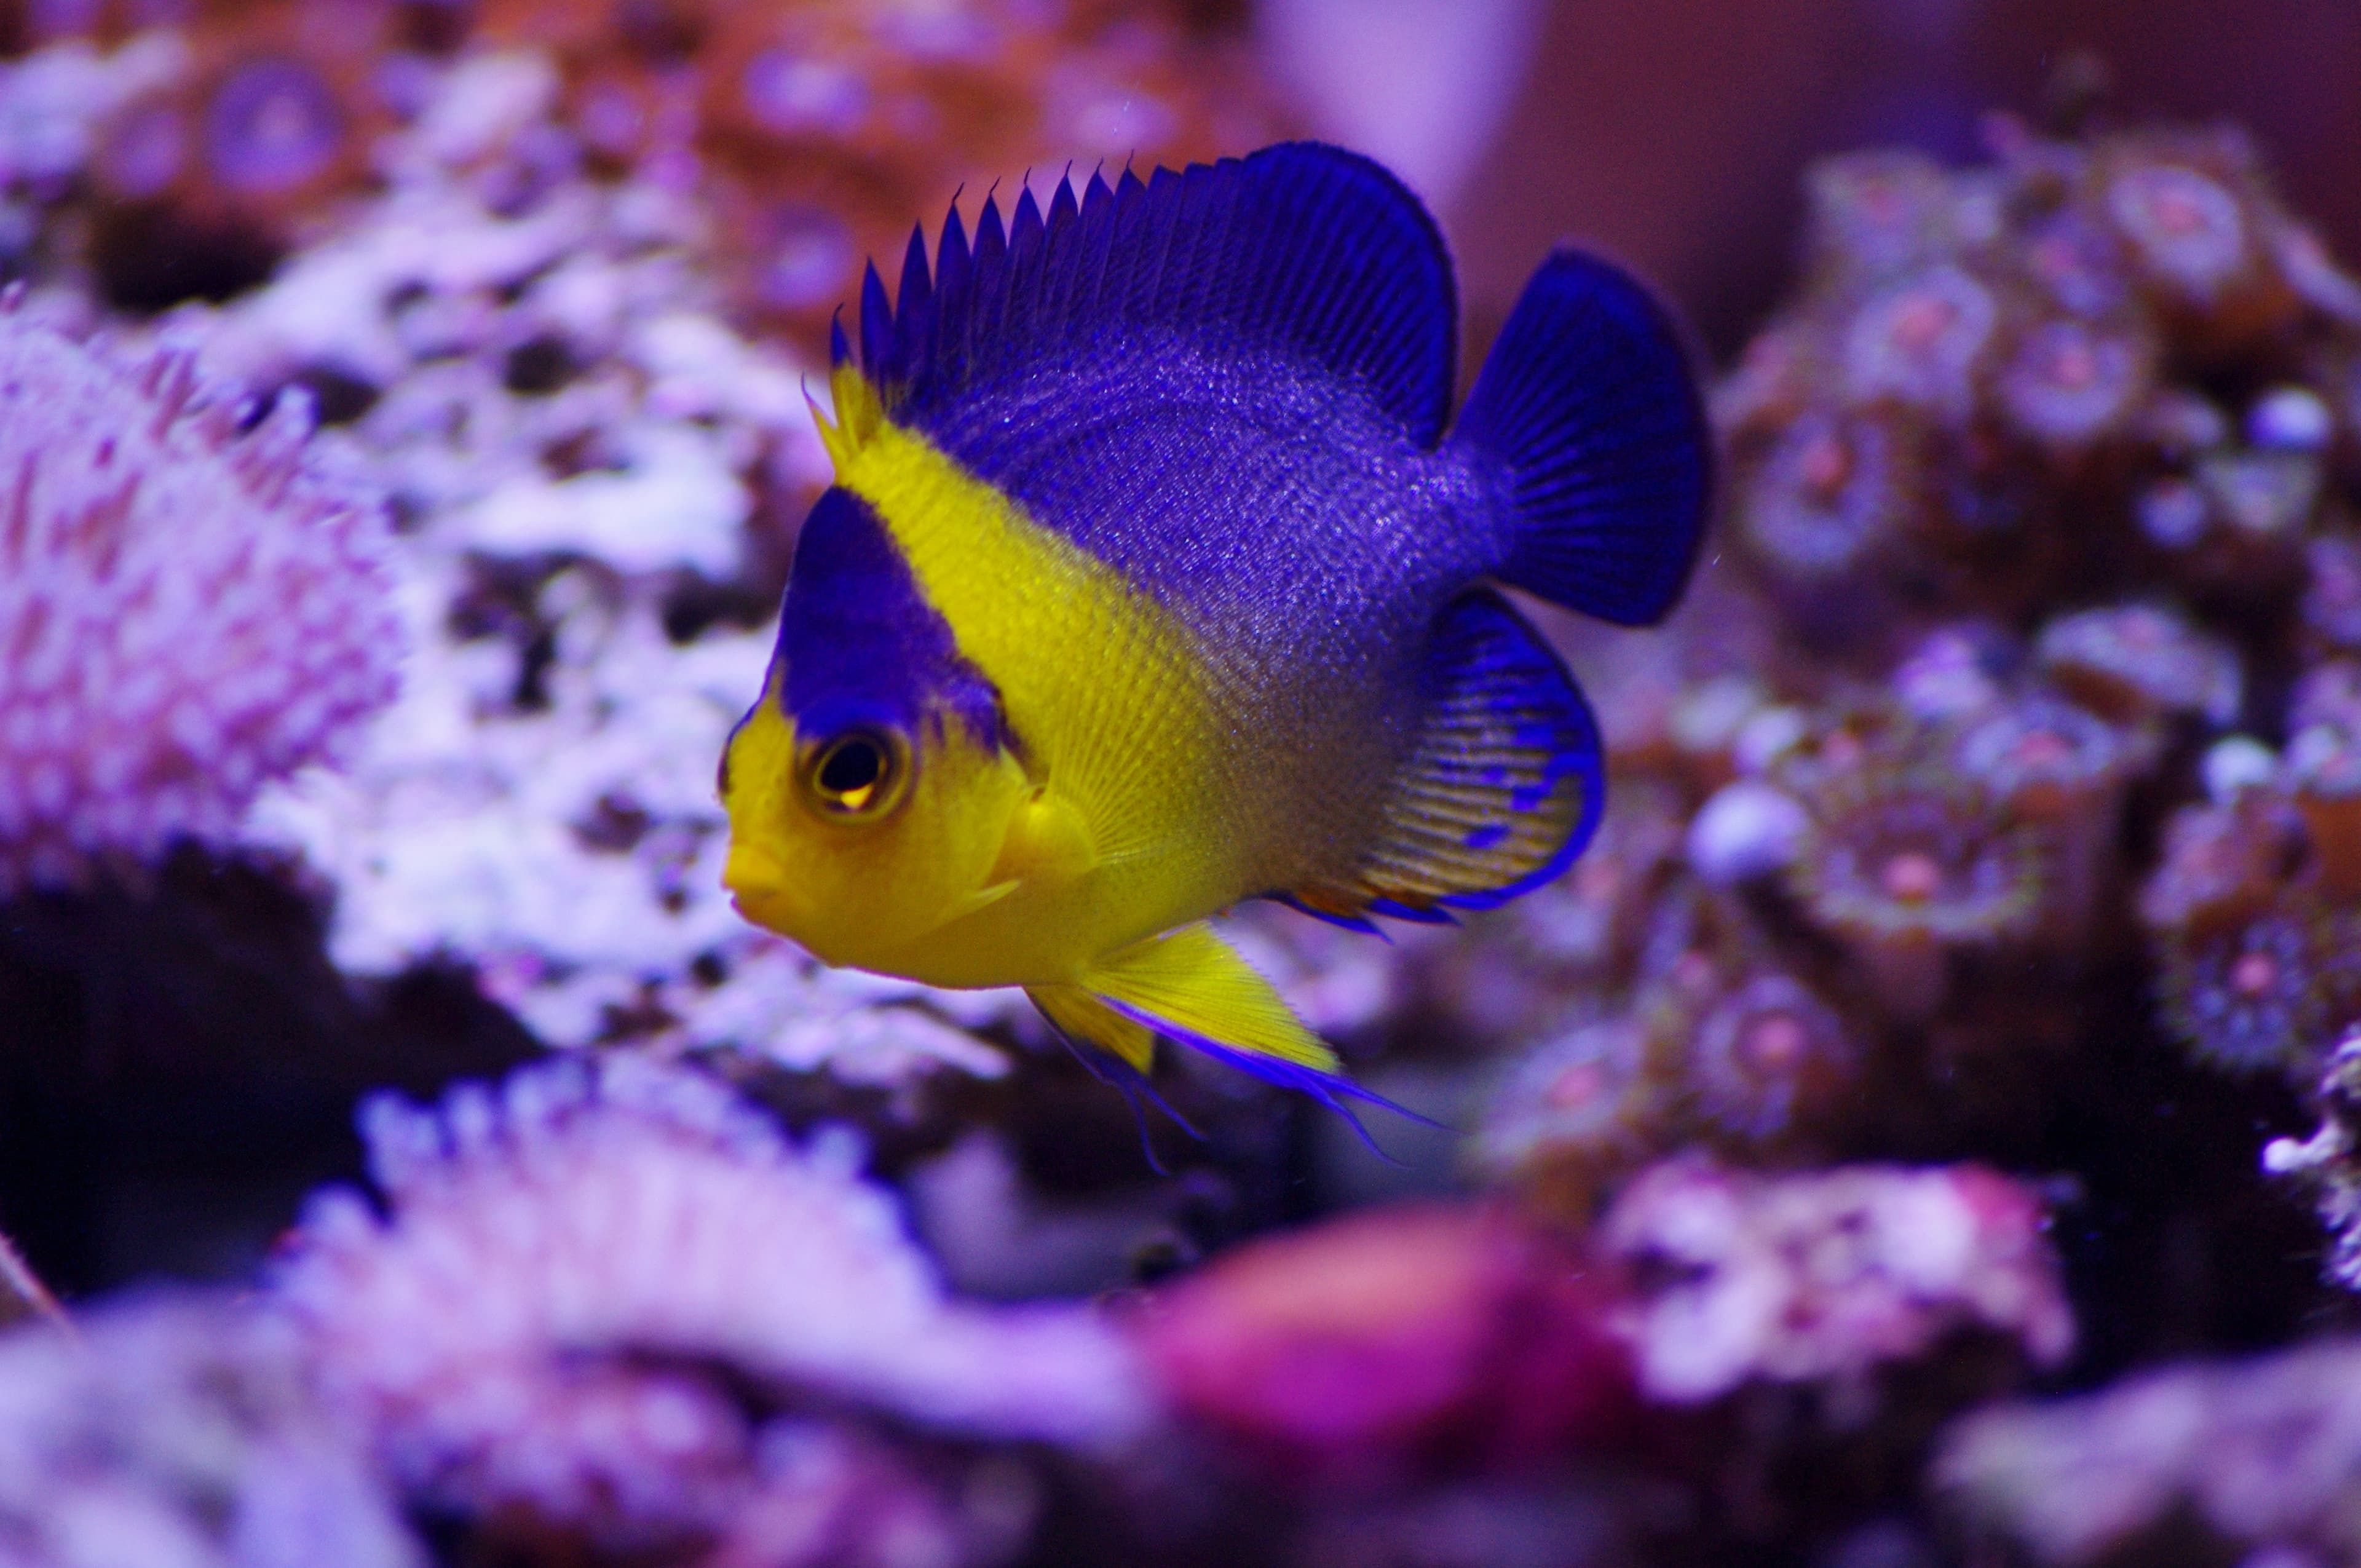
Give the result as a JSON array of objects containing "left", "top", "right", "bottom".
[{"left": 720, "top": 141, "right": 1709, "bottom": 1132}]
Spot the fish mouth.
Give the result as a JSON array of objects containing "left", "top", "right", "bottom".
[{"left": 722, "top": 842, "right": 798, "bottom": 928}]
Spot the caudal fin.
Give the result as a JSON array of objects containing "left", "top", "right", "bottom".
[{"left": 1452, "top": 250, "right": 1710, "bottom": 627}]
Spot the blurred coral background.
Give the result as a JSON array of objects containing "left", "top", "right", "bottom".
[{"left": 1299, "top": 0, "right": 2361, "bottom": 355}]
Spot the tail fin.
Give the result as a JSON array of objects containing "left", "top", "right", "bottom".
[{"left": 1452, "top": 250, "right": 1710, "bottom": 627}]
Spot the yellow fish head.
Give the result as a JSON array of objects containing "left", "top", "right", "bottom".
[{"left": 719, "top": 677, "right": 1034, "bottom": 975}]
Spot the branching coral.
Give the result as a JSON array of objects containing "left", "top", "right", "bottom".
[{"left": 0, "top": 303, "right": 398, "bottom": 893}]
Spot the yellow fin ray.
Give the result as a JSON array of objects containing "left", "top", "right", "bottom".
[
  {"left": 1027, "top": 984, "right": 1158, "bottom": 1074},
  {"left": 1078, "top": 924, "right": 1340, "bottom": 1075}
]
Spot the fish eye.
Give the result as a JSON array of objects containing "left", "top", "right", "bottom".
[{"left": 804, "top": 729, "right": 908, "bottom": 820}]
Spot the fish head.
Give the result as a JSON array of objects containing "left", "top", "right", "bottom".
[
  {"left": 718, "top": 485, "right": 1035, "bottom": 972},
  {"left": 719, "top": 675, "right": 1034, "bottom": 972}
]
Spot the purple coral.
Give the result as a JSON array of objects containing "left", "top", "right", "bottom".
[
  {"left": 0, "top": 307, "right": 400, "bottom": 893},
  {"left": 1993, "top": 317, "right": 2154, "bottom": 450},
  {"left": 273, "top": 1055, "right": 1148, "bottom": 1550},
  {"left": 1598, "top": 1159, "right": 2073, "bottom": 1404},
  {"left": 1733, "top": 408, "right": 1919, "bottom": 584},
  {"left": 1937, "top": 1336, "right": 2361, "bottom": 1564},
  {"left": 1474, "top": 1015, "right": 1661, "bottom": 1214},
  {"left": 204, "top": 58, "right": 346, "bottom": 196},
  {"left": 0, "top": 1294, "right": 422, "bottom": 1568},
  {"left": 2035, "top": 601, "right": 2242, "bottom": 726},
  {"left": 1840, "top": 264, "right": 2001, "bottom": 420}
]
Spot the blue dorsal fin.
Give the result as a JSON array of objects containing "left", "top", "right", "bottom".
[
  {"left": 856, "top": 143, "right": 1458, "bottom": 456},
  {"left": 967, "top": 194, "right": 1008, "bottom": 373},
  {"left": 1010, "top": 185, "right": 1043, "bottom": 261},
  {"left": 974, "top": 192, "right": 1006, "bottom": 265},
  {"left": 893, "top": 224, "right": 931, "bottom": 368},
  {"left": 935, "top": 205, "right": 970, "bottom": 307},
  {"left": 859, "top": 262, "right": 891, "bottom": 379},
  {"left": 1286, "top": 588, "right": 1603, "bottom": 923}
]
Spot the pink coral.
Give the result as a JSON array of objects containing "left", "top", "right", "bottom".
[
  {"left": 273, "top": 1055, "right": 1149, "bottom": 1549},
  {"left": 1598, "top": 1159, "right": 2073, "bottom": 1404},
  {"left": 0, "top": 306, "right": 398, "bottom": 892},
  {"left": 1137, "top": 1203, "right": 1634, "bottom": 1486}
]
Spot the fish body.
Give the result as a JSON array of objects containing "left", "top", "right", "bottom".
[{"left": 722, "top": 143, "right": 1709, "bottom": 1119}]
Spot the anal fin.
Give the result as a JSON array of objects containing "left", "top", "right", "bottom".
[
  {"left": 1027, "top": 983, "right": 1158, "bottom": 1074},
  {"left": 1291, "top": 588, "right": 1603, "bottom": 924},
  {"left": 1067, "top": 924, "right": 1436, "bottom": 1147}
]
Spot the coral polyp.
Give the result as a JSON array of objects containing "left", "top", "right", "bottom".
[
  {"left": 1788, "top": 758, "right": 2043, "bottom": 950},
  {"left": 2154, "top": 898, "right": 2348, "bottom": 1075},
  {"left": 1683, "top": 971, "right": 1859, "bottom": 1144}
]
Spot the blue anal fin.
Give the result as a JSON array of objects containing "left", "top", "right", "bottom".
[
  {"left": 1289, "top": 588, "right": 1602, "bottom": 922},
  {"left": 1452, "top": 249, "right": 1710, "bottom": 627}
]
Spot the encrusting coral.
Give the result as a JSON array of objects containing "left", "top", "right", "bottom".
[{"left": 0, "top": 298, "right": 398, "bottom": 895}]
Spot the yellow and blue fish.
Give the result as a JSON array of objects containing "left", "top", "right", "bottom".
[{"left": 721, "top": 143, "right": 1708, "bottom": 1132}]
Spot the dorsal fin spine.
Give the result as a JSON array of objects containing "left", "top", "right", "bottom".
[
  {"left": 1117, "top": 175, "right": 1161, "bottom": 318},
  {"left": 855, "top": 144, "right": 1458, "bottom": 454},
  {"left": 933, "top": 204, "right": 972, "bottom": 391},
  {"left": 894, "top": 224, "right": 932, "bottom": 376},
  {"left": 1073, "top": 175, "right": 1121, "bottom": 343},
  {"left": 1031, "top": 175, "right": 1085, "bottom": 354},
  {"left": 975, "top": 194, "right": 1007, "bottom": 264},
  {"left": 1010, "top": 187, "right": 1044, "bottom": 262},
  {"left": 859, "top": 263, "right": 891, "bottom": 380}
]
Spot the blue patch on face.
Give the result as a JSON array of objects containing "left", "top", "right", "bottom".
[{"left": 775, "top": 486, "right": 1002, "bottom": 750}]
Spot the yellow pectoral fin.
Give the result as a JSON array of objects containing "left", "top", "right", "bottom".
[
  {"left": 1029, "top": 984, "right": 1158, "bottom": 1074},
  {"left": 991, "top": 786, "right": 1099, "bottom": 889},
  {"left": 1079, "top": 924, "right": 1342, "bottom": 1076}
]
